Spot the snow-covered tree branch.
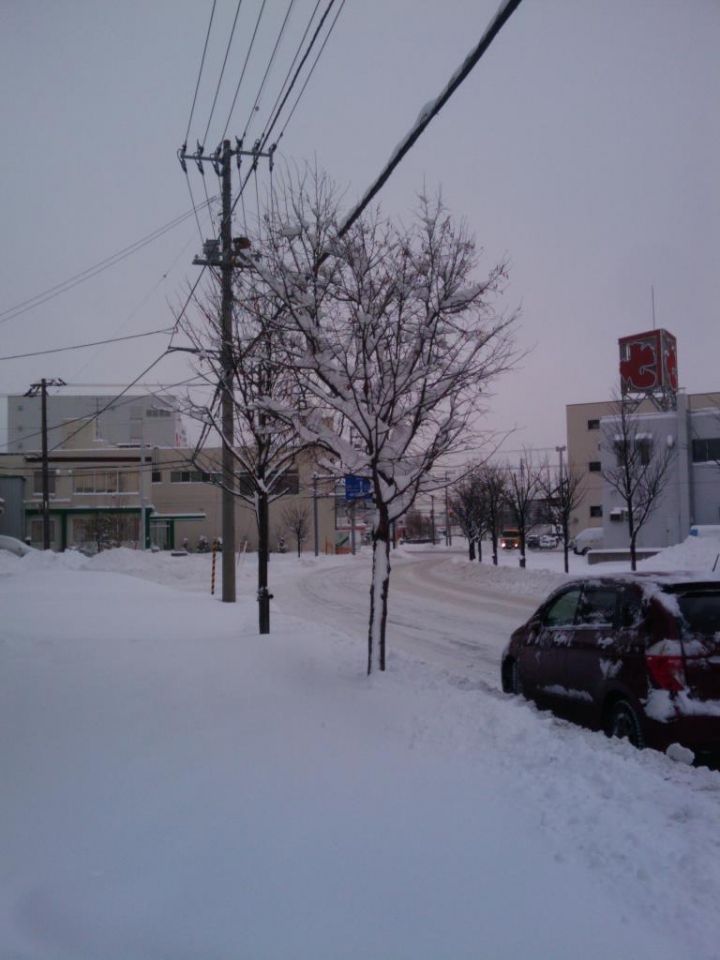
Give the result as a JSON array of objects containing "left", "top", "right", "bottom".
[{"left": 236, "top": 169, "right": 518, "bottom": 673}]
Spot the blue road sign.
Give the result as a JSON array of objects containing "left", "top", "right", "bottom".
[{"left": 344, "top": 475, "right": 373, "bottom": 502}]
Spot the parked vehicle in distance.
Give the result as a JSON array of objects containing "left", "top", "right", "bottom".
[
  {"left": 500, "top": 529, "right": 520, "bottom": 550},
  {"left": 573, "top": 526, "right": 604, "bottom": 555},
  {"left": 538, "top": 534, "right": 558, "bottom": 549},
  {"left": 0, "top": 535, "right": 34, "bottom": 557},
  {"left": 526, "top": 534, "right": 541, "bottom": 550},
  {"left": 501, "top": 573, "right": 720, "bottom": 762}
]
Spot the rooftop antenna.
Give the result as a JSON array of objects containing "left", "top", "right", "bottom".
[{"left": 651, "top": 285, "right": 656, "bottom": 330}]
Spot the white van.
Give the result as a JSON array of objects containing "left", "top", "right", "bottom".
[{"left": 572, "top": 527, "right": 604, "bottom": 555}]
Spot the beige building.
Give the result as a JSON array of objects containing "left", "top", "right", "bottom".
[
  {"left": 567, "top": 391, "right": 720, "bottom": 538},
  {"left": 0, "top": 445, "right": 336, "bottom": 555}
]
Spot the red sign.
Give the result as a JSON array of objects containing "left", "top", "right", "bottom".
[{"left": 619, "top": 329, "right": 678, "bottom": 394}]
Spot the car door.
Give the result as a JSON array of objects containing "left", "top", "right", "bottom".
[
  {"left": 567, "top": 581, "right": 621, "bottom": 725},
  {"left": 520, "top": 585, "right": 583, "bottom": 705}
]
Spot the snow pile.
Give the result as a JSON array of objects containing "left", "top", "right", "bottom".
[
  {"left": 2, "top": 546, "right": 720, "bottom": 957},
  {"left": 438, "top": 552, "right": 570, "bottom": 598},
  {"left": 638, "top": 535, "right": 720, "bottom": 574}
]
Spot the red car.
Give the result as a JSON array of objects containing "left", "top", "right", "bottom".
[{"left": 501, "top": 573, "right": 720, "bottom": 761}]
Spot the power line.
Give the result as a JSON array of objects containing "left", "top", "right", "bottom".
[
  {"left": 0, "top": 198, "right": 216, "bottom": 327},
  {"left": 201, "top": 0, "right": 244, "bottom": 148},
  {"left": 184, "top": 0, "right": 218, "bottom": 147},
  {"left": 260, "top": 0, "right": 334, "bottom": 147},
  {"left": 220, "top": 0, "right": 270, "bottom": 142},
  {"left": 241, "top": 0, "right": 298, "bottom": 143},
  {"left": 272, "top": 0, "right": 346, "bottom": 145},
  {"left": 0, "top": 328, "right": 174, "bottom": 363},
  {"left": 337, "top": 0, "right": 524, "bottom": 238}
]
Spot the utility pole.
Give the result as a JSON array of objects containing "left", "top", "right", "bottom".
[
  {"left": 444, "top": 472, "right": 452, "bottom": 546},
  {"left": 25, "top": 378, "right": 65, "bottom": 550},
  {"left": 430, "top": 495, "right": 436, "bottom": 545},
  {"left": 313, "top": 474, "right": 319, "bottom": 557},
  {"left": 179, "top": 137, "right": 273, "bottom": 605}
]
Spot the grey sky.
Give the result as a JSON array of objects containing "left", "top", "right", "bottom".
[{"left": 1, "top": 0, "right": 718, "bottom": 460}]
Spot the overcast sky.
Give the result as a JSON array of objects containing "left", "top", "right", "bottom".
[{"left": 1, "top": 0, "right": 718, "bottom": 461}]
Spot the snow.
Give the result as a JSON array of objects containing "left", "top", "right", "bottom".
[{"left": 2, "top": 540, "right": 720, "bottom": 958}]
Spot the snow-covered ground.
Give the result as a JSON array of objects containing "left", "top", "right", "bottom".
[{"left": 2, "top": 539, "right": 720, "bottom": 959}]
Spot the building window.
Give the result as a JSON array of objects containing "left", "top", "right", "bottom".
[
  {"left": 152, "top": 470, "right": 162, "bottom": 483},
  {"left": 636, "top": 438, "right": 652, "bottom": 466},
  {"left": 588, "top": 461, "right": 601, "bottom": 473},
  {"left": 72, "top": 470, "right": 138, "bottom": 494},
  {"left": 170, "top": 470, "right": 204, "bottom": 483},
  {"left": 692, "top": 438, "right": 720, "bottom": 463},
  {"left": 30, "top": 518, "right": 57, "bottom": 544},
  {"left": 147, "top": 408, "right": 172, "bottom": 418},
  {"left": 587, "top": 419, "right": 600, "bottom": 430},
  {"left": 33, "top": 470, "right": 56, "bottom": 496},
  {"left": 590, "top": 505, "right": 603, "bottom": 518}
]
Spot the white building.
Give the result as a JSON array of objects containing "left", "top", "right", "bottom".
[{"left": 7, "top": 393, "right": 186, "bottom": 453}]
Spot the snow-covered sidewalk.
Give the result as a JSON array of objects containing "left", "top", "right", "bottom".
[{"left": 2, "top": 547, "right": 720, "bottom": 959}]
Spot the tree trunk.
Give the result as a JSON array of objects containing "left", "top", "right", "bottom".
[
  {"left": 477, "top": 538, "right": 482, "bottom": 562},
  {"left": 468, "top": 538, "right": 476, "bottom": 561},
  {"left": 491, "top": 532, "right": 498, "bottom": 566},
  {"left": 628, "top": 501, "right": 637, "bottom": 571},
  {"left": 258, "top": 490, "right": 270, "bottom": 634},
  {"left": 562, "top": 519, "right": 569, "bottom": 574},
  {"left": 297, "top": 539, "right": 301, "bottom": 558},
  {"left": 368, "top": 507, "right": 391, "bottom": 674}
]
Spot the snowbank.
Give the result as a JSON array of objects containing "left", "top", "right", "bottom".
[{"left": 2, "top": 545, "right": 720, "bottom": 957}]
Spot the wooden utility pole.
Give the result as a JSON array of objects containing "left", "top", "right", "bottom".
[
  {"left": 179, "top": 137, "right": 273, "bottom": 607},
  {"left": 218, "top": 138, "right": 237, "bottom": 603},
  {"left": 25, "top": 378, "right": 65, "bottom": 550}
]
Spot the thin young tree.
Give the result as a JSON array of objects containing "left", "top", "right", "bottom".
[
  {"left": 450, "top": 473, "right": 485, "bottom": 561},
  {"left": 239, "top": 169, "right": 517, "bottom": 673},
  {"left": 282, "top": 502, "right": 310, "bottom": 557},
  {"left": 476, "top": 463, "right": 507, "bottom": 566},
  {"left": 502, "top": 454, "right": 545, "bottom": 569},
  {"left": 539, "top": 465, "right": 585, "bottom": 573},
  {"left": 601, "top": 398, "right": 675, "bottom": 570},
  {"left": 178, "top": 283, "right": 309, "bottom": 632}
]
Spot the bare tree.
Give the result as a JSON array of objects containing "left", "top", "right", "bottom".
[
  {"left": 403, "top": 507, "right": 433, "bottom": 541},
  {"left": 476, "top": 464, "right": 507, "bottom": 566},
  {"left": 539, "top": 466, "right": 585, "bottom": 573},
  {"left": 601, "top": 398, "right": 675, "bottom": 570},
  {"left": 450, "top": 473, "right": 485, "bottom": 561},
  {"left": 502, "top": 454, "right": 545, "bottom": 569},
  {"left": 238, "top": 170, "right": 517, "bottom": 673},
  {"left": 178, "top": 281, "right": 310, "bottom": 631},
  {"left": 282, "top": 502, "right": 310, "bottom": 557}
]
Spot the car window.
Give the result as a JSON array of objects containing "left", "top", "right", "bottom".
[
  {"left": 618, "top": 584, "right": 643, "bottom": 628},
  {"left": 577, "top": 584, "right": 618, "bottom": 627},
  {"left": 542, "top": 587, "right": 582, "bottom": 627},
  {"left": 675, "top": 591, "right": 720, "bottom": 636}
]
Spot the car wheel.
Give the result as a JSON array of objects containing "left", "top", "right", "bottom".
[
  {"left": 606, "top": 699, "right": 644, "bottom": 749},
  {"left": 510, "top": 660, "right": 524, "bottom": 697}
]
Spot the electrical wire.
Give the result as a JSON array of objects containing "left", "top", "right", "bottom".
[
  {"left": 68, "top": 225, "right": 203, "bottom": 382},
  {"left": 219, "top": 0, "right": 270, "bottom": 143},
  {"left": 0, "top": 328, "right": 174, "bottom": 363},
  {"left": 0, "top": 197, "right": 216, "bottom": 327},
  {"left": 260, "top": 0, "right": 323, "bottom": 140},
  {"left": 184, "top": 0, "right": 218, "bottom": 147},
  {"left": 272, "top": 0, "right": 346, "bottom": 146},
  {"left": 241, "top": 0, "right": 298, "bottom": 143},
  {"left": 201, "top": 0, "right": 244, "bottom": 148},
  {"left": 336, "top": 0, "right": 524, "bottom": 238}
]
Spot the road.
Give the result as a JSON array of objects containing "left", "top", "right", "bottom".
[{"left": 279, "top": 548, "right": 542, "bottom": 687}]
